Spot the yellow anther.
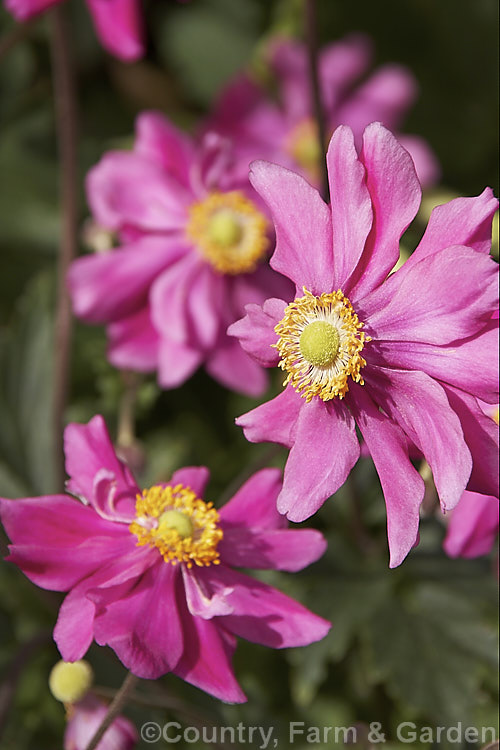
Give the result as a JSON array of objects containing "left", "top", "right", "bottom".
[
  {"left": 130, "top": 484, "right": 223, "bottom": 567},
  {"left": 274, "top": 288, "right": 369, "bottom": 402},
  {"left": 187, "top": 191, "right": 269, "bottom": 275}
]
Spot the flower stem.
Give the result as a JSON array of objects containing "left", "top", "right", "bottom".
[
  {"left": 85, "top": 672, "right": 140, "bottom": 750},
  {"left": 49, "top": 5, "right": 79, "bottom": 491},
  {"left": 304, "top": 0, "right": 329, "bottom": 202}
]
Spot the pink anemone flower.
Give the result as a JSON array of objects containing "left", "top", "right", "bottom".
[
  {"left": 4, "top": 0, "right": 144, "bottom": 61},
  {"left": 443, "top": 404, "right": 499, "bottom": 559},
  {"left": 0, "top": 416, "right": 330, "bottom": 703},
  {"left": 68, "top": 112, "right": 291, "bottom": 396},
  {"left": 443, "top": 490, "right": 499, "bottom": 560},
  {"left": 204, "top": 34, "right": 439, "bottom": 189},
  {"left": 229, "top": 122, "right": 499, "bottom": 568},
  {"left": 65, "top": 694, "right": 138, "bottom": 750}
]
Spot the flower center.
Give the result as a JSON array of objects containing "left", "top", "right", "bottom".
[
  {"left": 274, "top": 287, "right": 369, "bottom": 402},
  {"left": 129, "top": 484, "right": 222, "bottom": 567},
  {"left": 299, "top": 320, "right": 340, "bottom": 367},
  {"left": 286, "top": 118, "right": 322, "bottom": 181},
  {"left": 186, "top": 191, "right": 269, "bottom": 275}
]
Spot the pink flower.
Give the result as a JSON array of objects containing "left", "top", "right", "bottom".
[
  {"left": 443, "top": 404, "right": 499, "bottom": 559},
  {"left": 0, "top": 416, "right": 330, "bottom": 702},
  {"left": 4, "top": 0, "right": 144, "bottom": 61},
  {"left": 65, "top": 694, "right": 137, "bottom": 750},
  {"left": 68, "top": 113, "right": 291, "bottom": 396},
  {"left": 229, "top": 123, "right": 499, "bottom": 567},
  {"left": 204, "top": 35, "right": 440, "bottom": 188},
  {"left": 443, "top": 491, "right": 499, "bottom": 559}
]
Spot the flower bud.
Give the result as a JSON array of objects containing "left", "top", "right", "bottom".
[{"left": 49, "top": 660, "right": 94, "bottom": 704}]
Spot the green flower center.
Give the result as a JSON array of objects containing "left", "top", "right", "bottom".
[
  {"left": 207, "top": 210, "right": 244, "bottom": 247},
  {"left": 299, "top": 320, "right": 340, "bottom": 367},
  {"left": 157, "top": 509, "right": 194, "bottom": 539}
]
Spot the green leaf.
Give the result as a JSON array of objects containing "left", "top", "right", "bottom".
[
  {"left": 362, "top": 582, "right": 498, "bottom": 724},
  {"left": 0, "top": 273, "right": 56, "bottom": 497}
]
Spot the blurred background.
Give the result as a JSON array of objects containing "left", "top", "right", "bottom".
[{"left": 0, "top": 0, "right": 498, "bottom": 748}]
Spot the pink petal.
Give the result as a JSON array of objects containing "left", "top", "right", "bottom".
[
  {"left": 346, "top": 123, "right": 421, "bottom": 301},
  {"left": 268, "top": 37, "right": 310, "bottom": 121},
  {"left": 320, "top": 34, "right": 373, "bottom": 112},
  {"left": 249, "top": 160, "right": 333, "bottom": 294},
  {"left": 365, "top": 367, "right": 472, "bottom": 511},
  {"left": 218, "top": 468, "right": 284, "bottom": 529},
  {"left": 65, "top": 695, "right": 138, "bottom": 750},
  {"left": 214, "top": 566, "right": 331, "bottom": 648},
  {"left": 202, "top": 72, "right": 277, "bottom": 148},
  {"left": 407, "top": 188, "right": 499, "bottom": 269},
  {"left": 230, "top": 266, "right": 294, "bottom": 314},
  {"left": 348, "top": 384, "right": 425, "bottom": 567},
  {"left": 4, "top": 0, "right": 59, "bottom": 20},
  {"left": 174, "top": 595, "right": 246, "bottom": 703},
  {"left": 278, "top": 398, "right": 360, "bottom": 522},
  {"left": 157, "top": 337, "right": 203, "bottom": 389},
  {"left": 0, "top": 496, "right": 133, "bottom": 591},
  {"left": 205, "top": 334, "right": 268, "bottom": 397},
  {"left": 444, "top": 491, "right": 499, "bottom": 559},
  {"left": 220, "top": 527, "right": 326, "bottom": 572},
  {"left": 227, "top": 298, "right": 287, "bottom": 368},
  {"left": 64, "top": 415, "right": 139, "bottom": 509},
  {"left": 135, "top": 111, "right": 195, "bottom": 188},
  {"left": 85, "top": 0, "right": 144, "bottom": 61},
  {"left": 170, "top": 466, "right": 210, "bottom": 497},
  {"left": 191, "top": 133, "right": 234, "bottom": 195},
  {"left": 149, "top": 253, "right": 202, "bottom": 345},
  {"left": 326, "top": 126, "right": 373, "bottom": 289},
  {"left": 335, "top": 66, "right": 417, "bottom": 139},
  {"left": 182, "top": 566, "right": 234, "bottom": 618},
  {"left": 369, "top": 321, "right": 499, "bottom": 405},
  {"left": 54, "top": 545, "right": 155, "bottom": 662},
  {"left": 186, "top": 263, "right": 225, "bottom": 350},
  {"left": 108, "top": 306, "right": 160, "bottom": 373},
  {"left": 361, "top": 246, "right": 498, "bottom": 345},
  {"left": 397, "top": 134, "right": 441, "bottom": 188},
  {"left": 86, "top": 151, "right": 189, "bottom": 233},
  {"left": 68, "top": 236, "right": 185, "bottom": 324},
  {"left": 92, "top": 562, "right": 184, "bottom": 679},
  {"left": 443, "top": 386, "right": 499, "bottom": 499},
  {"left": 236, "top": 385, "right": 303, "bottom": 449},
  {"left": 55, "top": 587, "right": 96, "bottom": 662}
]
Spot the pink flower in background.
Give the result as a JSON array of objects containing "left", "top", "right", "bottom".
[
  {"left": 443, "top": 491, "right": 499, "bottom": 559},
  {"left": 4, "top": 0, "right": 145, "bottom": 61},
  {"left": 204, "top": 34, "right": 439, "bottom": 189},
  {"left": 65, "top": 694, "right": 137, "bottom": 750},
  {"left": 229, "top": 122, "right": 498, "bottom": 567},
  {"left": 444, "top": 404, "right": 499, "bottom": 559},
  {"left": 68, "top": 112, "right": 291, "bottom": 396},
  {"left": 0, "top": 416, "right": 330, "bottom": 702}
]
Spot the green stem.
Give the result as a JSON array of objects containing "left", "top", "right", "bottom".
[
  {"left": 49, "top": 5, "right": 79, "bottom": 492},
  {"left": 85, "top": 672, "right": 139, "bottom": 750}
]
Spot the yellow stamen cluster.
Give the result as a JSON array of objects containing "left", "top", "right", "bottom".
[
  {"left": 274, "top": 288, "right": 369, "bottom": 402},
  {"left": 286, "top": 118, "right": 322, "bottom": 182},
  {"left": 129, "top": 484, "right": 223, "bottom": 567},
  {"left": 187, "top": 191, "right": 269, "bottom": 275}
]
